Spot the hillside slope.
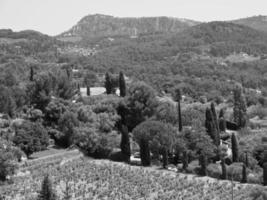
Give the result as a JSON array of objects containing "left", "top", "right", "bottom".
[
  {"left": 232, "top": 15, "right": 267, "bottom": 33},
  {"left": 59, "top": 14, "right": 200, "bottom": 40}
]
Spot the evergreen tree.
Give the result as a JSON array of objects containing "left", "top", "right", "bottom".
[
  {"left": 117, "top": 103, "right": 131, "bottom": 162},
  {"left": 119, "top": 71, "right": 126, "bottom": 97},
  {"left": 182, "top": 151, "right": 188, "bottom": 170},
  {"left": 221, "top": 158, "right": 227, "bottom": 179},
  {"left": 241, "top": 163, "right": 247, "bottom": 183},
  {"left": 205, "top": 108, "right": 220, "bottom": 146},
  {"left": 139, "top": 139, "right": 151, "bottom": 166},
  {"left": 245, "top": 152, "right": 249, "bottom": 167},
  {"left": 199, "top": 153, "right": 207, "bottom": 176},
  {"left": 162, "top": 148, "right": 168, "bottom": 169},
  {"left": 210, "top": 103, "right": 220, "bottom": 146},
  {"left": 37, "top": 175, "right": 57, "bottom": 200},
  {"left": 105, "top": 72, "right": 112, "bottom": 94},
  {"left": 231, "top": 133, "right": 239, "bottom": 162},
  {"left": 86, "top": 85, "right": 90, "bottom": 96},
  {"left": 233, "top": 86, "right": 247, "bottom": 129},
  {"left": 174, "top": 88, "right": 182, "bottom": 132},
  {"left": 264, "top": 162, "right": 267, "bottom": 186},
  {"left": 120, "top": 124, "right": 131, "bottom": 163},
  {"left": 65, "top": 68, "right": 72, "bottom": 79},
  {"left": 211, "top": 102, "right": 219, "bottom": 132},
  {"left": 219, "top": 109, "right": 226, "bottom": 132},
  {"left": 30, "top": 66, "right": 34, "bottom": 81}
]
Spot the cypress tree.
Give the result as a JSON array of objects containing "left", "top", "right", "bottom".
[
  {"left": 174, "top": 88, "right": 182, "bottom": 132},
  {"left": 211, "top": 102, "right": 219, "bottom": 132},
  {"left": 105, "top": 72, "right": 112, "bottom": 94},
  {"left": 219, "top": 109, "right": 226, "bottom": 132},
  {"left": 245, "top": 152, "right": 249, "bottom": 167},
  {"left": 231, "top": 133, "right": 239, "bottom": 162},
  {"left": 263, "top": 162, "right": 267, "bottom": 186},
  {"left": 37, "top": 175, "right": 57, "bottom": 200},
  {"left": 205, "top": 108, "right": 219, "bottom": 146},
  {"left": 241, "top": 163, "right": 247, "bottom": 183},
  {"left": 119, "top": 71, "right": 126, "bottom": 97},
  {"left": 211, "top": 103, "right": 220, "bottom": 145},
  {"left": 117, "top": 104, "right": 131, "bottom": 162},
  {"left": 221, "top": 158, "right": 227, "bottom": 180},
  {"left": 233, "top": 85, "right": 247, "bottom": 129},
  {"left": 65, "top": 68, "right": 71, "bottom": 79},
  {"left": 86, "top": 85, "right": 90, "bottom": 96},
  {"left": 182, "top": 151, "right": 188, "bottom": 170},
  {"left": 199, "top": 153, "right": 207, "bottom": 176},
  {"left": 30, "top": 66, "right": 34, "bottom": 81},
  {"left": 140, "top": 139, "right": 151, "bottom": 166},
  {"left": 120, "top": 124, "right": 131, "bottom": 163},
  {"left": 162, "top": 148, "right": 168, "bottom": 169}
]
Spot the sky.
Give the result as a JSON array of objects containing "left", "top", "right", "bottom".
[{"left": 0, "top": 0, "right": 266, "bottom": 36}]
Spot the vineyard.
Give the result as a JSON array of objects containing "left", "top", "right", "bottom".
[{"left": 0, "top": 152, "right": 265, "bottom": 200}]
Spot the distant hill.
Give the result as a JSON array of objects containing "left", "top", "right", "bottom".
[
  {"left": 0, "top": 29, "right": 51, "bottom": 41},
  {"left": 232, "top": 15, "right": 267, "bottom": 33},
  {"left": 166, "top": 21, "right": 267, "bottom": 56},
  {"left": 58, "top": 14, "right": 200, "bottom": 41}
]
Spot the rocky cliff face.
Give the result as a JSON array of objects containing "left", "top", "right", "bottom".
[{"left": 59, "top": 14, "right": 200, "bottom": 39}]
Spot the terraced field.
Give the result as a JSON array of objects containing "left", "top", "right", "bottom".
[{"left": 0, "top": 150, "right": 265, "bottom": 200}]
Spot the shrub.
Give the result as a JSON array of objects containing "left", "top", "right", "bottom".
[
  {"left": 227, "top": 162, "right": 245, "bottom": 182},
  {"left": 13, "top": 121, "right": 49, "bottom": 157},
  {"left": 0, "top": 141, "right": 19, "bottom": 181},
  {"left": 109, "top": 151, "right": 129, "bottom": 162},
  {"left": 239, "top": 152, "right": 258, "bottom": 170},
  {"left": 207, "top": 163, "right": 222, "bottom": 179}
]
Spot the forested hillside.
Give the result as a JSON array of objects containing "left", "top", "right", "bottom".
[
  {"left": 59, "top": 14, "right": 200, "bottom": 41},
  {"left": 232, "top": 15, "right": 267, "bottom": 33}
]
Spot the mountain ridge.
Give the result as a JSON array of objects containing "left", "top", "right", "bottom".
[
  {"left": 232, "top": 15, "right": 267, "bottom": 33},
  {"left": 59, "top": 14, "right": 201, "bottom": 40}
]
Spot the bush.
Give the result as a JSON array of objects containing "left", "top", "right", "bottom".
[
  {"left": 247, "top": 172, "right": 263, "bottom": 184},
  {"left": 239, "top": 152, "right": 258, "bottom": 170},
  {"left": 13, "top": 121, "right": 49, "bottom": 157},
  {"left": 0, "top": 140, "right": 20, "bottom": 181},
  {"left": 227, "top": 162, "right": 245, "bottom": 182},
  {"left": 207, "top": 163, "right": 222, "bottom": 179},
  {"left": 109, "top": 151, "right": 129, "bottom": 162}
]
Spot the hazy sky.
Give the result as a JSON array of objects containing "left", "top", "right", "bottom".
[{"left": 0, "top": 0, "right": 266, "bottom": 36}]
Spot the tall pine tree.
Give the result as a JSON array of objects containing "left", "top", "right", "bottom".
[
  {"left": 231, "top": 133, "right": 239, "bottom": 162},
  {"left": 86, "top": 85, "right": 90, "bottom": 96},
  {"left": 30, "top": 66, "right": 34, "bottom": 81},
  {"left": 205, "top": 108, "right": 220, "bottom": 146},
  {"left": 233, "top": 85, "right": 247, "bottom": 129},
  {"left": 105, "top": 72, "right": 112, "bottom": 94},
  {"left": 119, "top": 71, "right": 126, "bottom": 97},
  {"left": 219, "top": 108, "right": 226, "bottom": 132},
  {"left": 174, "top": 88, "right": 182, "bottom": 132}
]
